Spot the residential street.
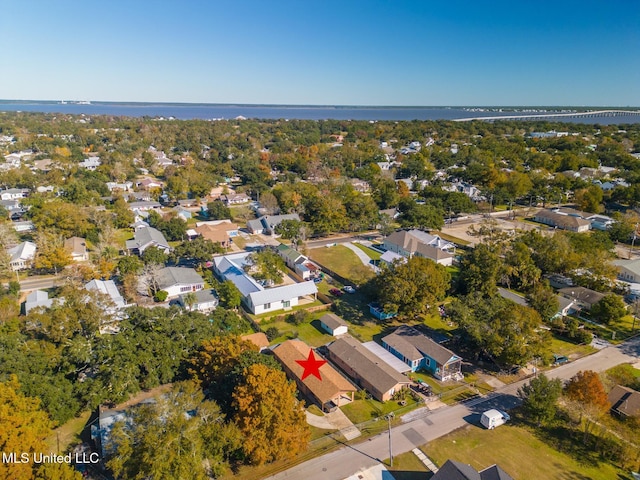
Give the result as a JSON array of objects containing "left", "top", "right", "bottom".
[{"left": 266, "top": 336, "right": 640, "bottom": 480}]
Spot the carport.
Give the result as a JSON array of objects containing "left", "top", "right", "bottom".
[{"left": 362, "top": 341, "right": 412, "bottom": 374}]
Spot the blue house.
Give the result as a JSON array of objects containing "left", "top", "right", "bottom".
[{"left": 382, "top": 325, "right": 462, "bottom": 381}]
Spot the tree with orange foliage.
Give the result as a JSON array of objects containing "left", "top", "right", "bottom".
[
  {"left": 232, "top": 364, "right": 309, "bottom": 465},
  {"left": 564, "top": 370, "right": 611, "bottom": 441},
  {"left": 0, "top": 376, "right": 81, "bottom": 480}
]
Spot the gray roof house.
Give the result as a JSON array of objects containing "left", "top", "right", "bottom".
[
  {"left": 319, "top": 313, "right": 348, "bottom": 336},
  {"left": 7, "top": 241, "right": 37, "bottom": 271},
  {"left": 85, "top": 279, "right": 126, "bottom": 309},
  {"left": 23, "top": 290, "right": 54, "bottom": 314},
  {"left": 382, "top": 325, "right": 462, "bottom": 380},
  {"left": 156, "top": 267, "right": 204, "bottom": 298},
  {"left": 432, "top": 459, "right": 514, "bottom": 480},
  {"left": 558, "top": 286, "right": 606, "bottom": 311},
  {"left": 178, "top": 289, "right": 218, "bottom": 312},
  {"left": 326, "top": 335, "right": 410, "bottom": 402},
  {"left": 247, "top": 213, "right": 301, "bottom": 235},
  {"left": 125, "top": 227, "right": 171, "bottom": 255}
]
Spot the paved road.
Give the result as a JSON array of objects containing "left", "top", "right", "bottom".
[
  {"left": 1, "top": 275, "right": 60, "bottom": 291},
  {"left": 342, "top": 243, "right": 377, "bottom": 272},
  {"left": 266, "top": 337, "right": 640, "bottom": 480}
]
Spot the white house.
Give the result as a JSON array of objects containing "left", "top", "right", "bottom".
[
  {"left": 0, "top": 188, "right": 29, "bottom": 200},
  {"left": 319, "top": 313, "right": 348, "bottom": 336},
  {"left": 85, "top": 279, "right": 126, "bottom": 309},
  {"left": 178, "top": 289, "right": 218, "bottom": 312},
  {"left": 7, "top": 241, "right": 36, "bottom": 271},
  {"left": 157, "top": 267, "right": 204, "bottom": 298},
  {"left": 23, "top": 290, "right": 54, "bottom": 314},
  {"left": 79, "top": 157, "right": 101, "bottom": 170},
  {"left": 64, "top": 237, "right": 88, "bottom": 262},
  {"left": 213, "top": 252, "right": 317, "bottom": 314}
]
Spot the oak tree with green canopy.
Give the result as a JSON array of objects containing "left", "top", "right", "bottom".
[
  {"left": 373, "top": 256, "right": 450, "bottom": 316},
  {"left": 107, "top": 380, "right": 241, "bottom": 480}
]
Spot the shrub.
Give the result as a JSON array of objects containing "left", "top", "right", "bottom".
[
  {"left": 153, "top": 290, "right": 168, "bottom": 302},
  {"left": 265, "top": 327, "right": 279, "bottom": 341}
]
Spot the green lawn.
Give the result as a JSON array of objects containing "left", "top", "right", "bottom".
[
  {"left": 352, "top": 242, "right": 382, "bottom": 260},
  {"left": 545, "top": 333, "right": 596, "bottom": 360},
  {"left": 341, "top": 396, "right": 418, "bottom": 425},
  {"left": 385, "top": 450, "right": 431, "bottom": 480},
  {"left": 423, "top": 423, "right": 625, "bottom": 480},
  {"left": 262, "top": 314, "right": 334, "bottom": 347},
  {"left": 309, "top": 245, "right": 375, "bottom": 285}
]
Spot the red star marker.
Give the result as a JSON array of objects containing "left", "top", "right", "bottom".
[{"left": 296, "top": 349, "right": 327, "bottom": 381}]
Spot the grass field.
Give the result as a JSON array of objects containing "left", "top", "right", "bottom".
[
  {"left": 385, "top": 450, "right": 431, "bottom": 480},
  {"left": 309, "top": 245, "right": 375, "bottom": 285},
  {"left": 423, "top": 423, "right": 625, "bottom": 480},
  {"left": 545, "top": 334, "right": 596, "bottom": 360},
  {"left": 45, "top": 410, "right": 91, "bottom": 453},
  {"left": 341, "top": 396, "right": 418, "bottom": 425},
  {"left": 262, "top": 313, "right": 334, "bottom": 347}
]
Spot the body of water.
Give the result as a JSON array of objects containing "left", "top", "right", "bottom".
[{"left": 1, "top": 101, "right": 639, "bottom": 124}]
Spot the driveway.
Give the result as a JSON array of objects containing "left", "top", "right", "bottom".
[{"left": 343, "top": 242, "right": 377, "bottom": 272}]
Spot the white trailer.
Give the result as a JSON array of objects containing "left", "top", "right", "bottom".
[{"left": 480, "top": 409, "right": 510, "bottom": 429}]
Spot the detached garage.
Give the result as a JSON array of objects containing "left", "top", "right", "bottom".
[{"left": 320, "top": 313, "right": 348, "bottom": 336}]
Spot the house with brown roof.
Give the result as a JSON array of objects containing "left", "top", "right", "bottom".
[
  {"left": 241, "top": 332, "right": 270, "bottom": 351},
  {"left": 382, "top": 325, "right": 462, "bottom": 381},
  {"left": 382, "top": 229, "right": 455, "bottom": 266},
  {"left": 533, "top": 209, "right": 591, "bottom": 232},
  {"left": 608, "top": 385, "right": 640, "bottom": 418},
  {"left": 194, "top": 221, "right": 239, "bottom": 248},
  {"left": 326, "top": 335, "right": 411, "bottom": 402},
  {"left": 272, "top": 340, "right": 356, "bottom": 412},
  {"left": 64, "top": 237, "right": 88, "bottom": 262}
]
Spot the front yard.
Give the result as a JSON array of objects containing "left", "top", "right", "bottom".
[{"left": 308, "top": 244, "right": 375, "bottom": 285}]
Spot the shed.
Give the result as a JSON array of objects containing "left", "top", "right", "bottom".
[{"left": 320, "top": 313, "right": 348, "bottom": 336}]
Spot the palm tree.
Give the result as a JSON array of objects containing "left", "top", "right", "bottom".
[{"left": 183, "top": 292, "right": 197, "bottom": 311}]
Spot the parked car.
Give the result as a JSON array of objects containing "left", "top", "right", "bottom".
[
  {"left": 329, "top": 288, "right": 344, "bottom": 296},
  {"left": 553, "top": 354, "right": 569, "bottom": 366},
  {"left": 343, "top": 285, "right": 356, "bottom": 294}
]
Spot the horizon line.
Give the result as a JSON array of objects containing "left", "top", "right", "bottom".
[{"left": 1, "top": 99, "right": 639, "bottom": 110}]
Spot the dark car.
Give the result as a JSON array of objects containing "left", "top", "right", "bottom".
[{"left": 329, "top": 288, "right": 344, "bottom": 296}]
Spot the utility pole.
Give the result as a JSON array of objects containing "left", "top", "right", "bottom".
[{"left": 385, "top": 412, "right": 395, "bottom": 467}]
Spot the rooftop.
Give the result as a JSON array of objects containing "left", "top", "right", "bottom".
[{"left": 382, "top": 325, "right": 460, "bottom": 366}]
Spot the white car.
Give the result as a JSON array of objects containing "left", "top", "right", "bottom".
[{"left": 343, "top": 286, "right": 356, "bottom": 294}]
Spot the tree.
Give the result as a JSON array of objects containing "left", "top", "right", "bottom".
[
  {"left": 206, "top": 200, "right": 232, "bottom": 220},
  {"left": 458, "top": 243, "right": 502, "bottom": 296},
  {"left": 275, "top": 219, "right": 304, "bottom": 241},
  {"left": 107, "top": 381, "right": 239, "bottom": 480},
  {"left": 142, "top": 246, "right": 168, "bottom": 265},
  {"left": 190, "top": 336, "right": 257, "bottom": 392},
  {"left": 526, "top": 282, "right": 559, "bottom": 322},
  {"left": 232, "top": 364, "right": 309, "bottom": 465},
  {"left": 0, "top": 376, "right": 81, "bottom": 480},
  {"left": 565, "top": 370, "right": 610, "bottom": 413},
  {"left": 260, "top": 191, "right": 280, "bottom": 215},
  {"left": 244, "top": 249, "right": 286, "bottom": 284},
  {"left": 172, "top": 236, "right": 223, "bottom": 266},
  {"left": 518, "top": 373, "right": 563, "bottom": 426},
  {"left": 117, "top": 255, "right": 143, "bottom": 276},
  {"left": 373, "top": 256, "right": 450, "bottom": 316},
  {"left": 217, "top": 280, "right": 242, "bottom": 310},
  {"left": 590, "top": 294, "right": 627, "bottom": 325},
  {"left": 34, "top": 231, "right": 72, "bottom": 274},
  {"left": 449, "top": 293, "right": 546, "bottom": 367}
]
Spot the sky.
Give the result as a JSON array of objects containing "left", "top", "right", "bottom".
[{"left": 1, "top": 0, "right": 639, "bottom": 106}]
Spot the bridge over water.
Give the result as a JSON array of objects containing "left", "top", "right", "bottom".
[{"left": 453, "top": 109, "right": 640, "bottom": 122}]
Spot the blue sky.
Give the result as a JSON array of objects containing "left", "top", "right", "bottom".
[{"left": 1, "top": 0, "right": 638, "bottom": 106}]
